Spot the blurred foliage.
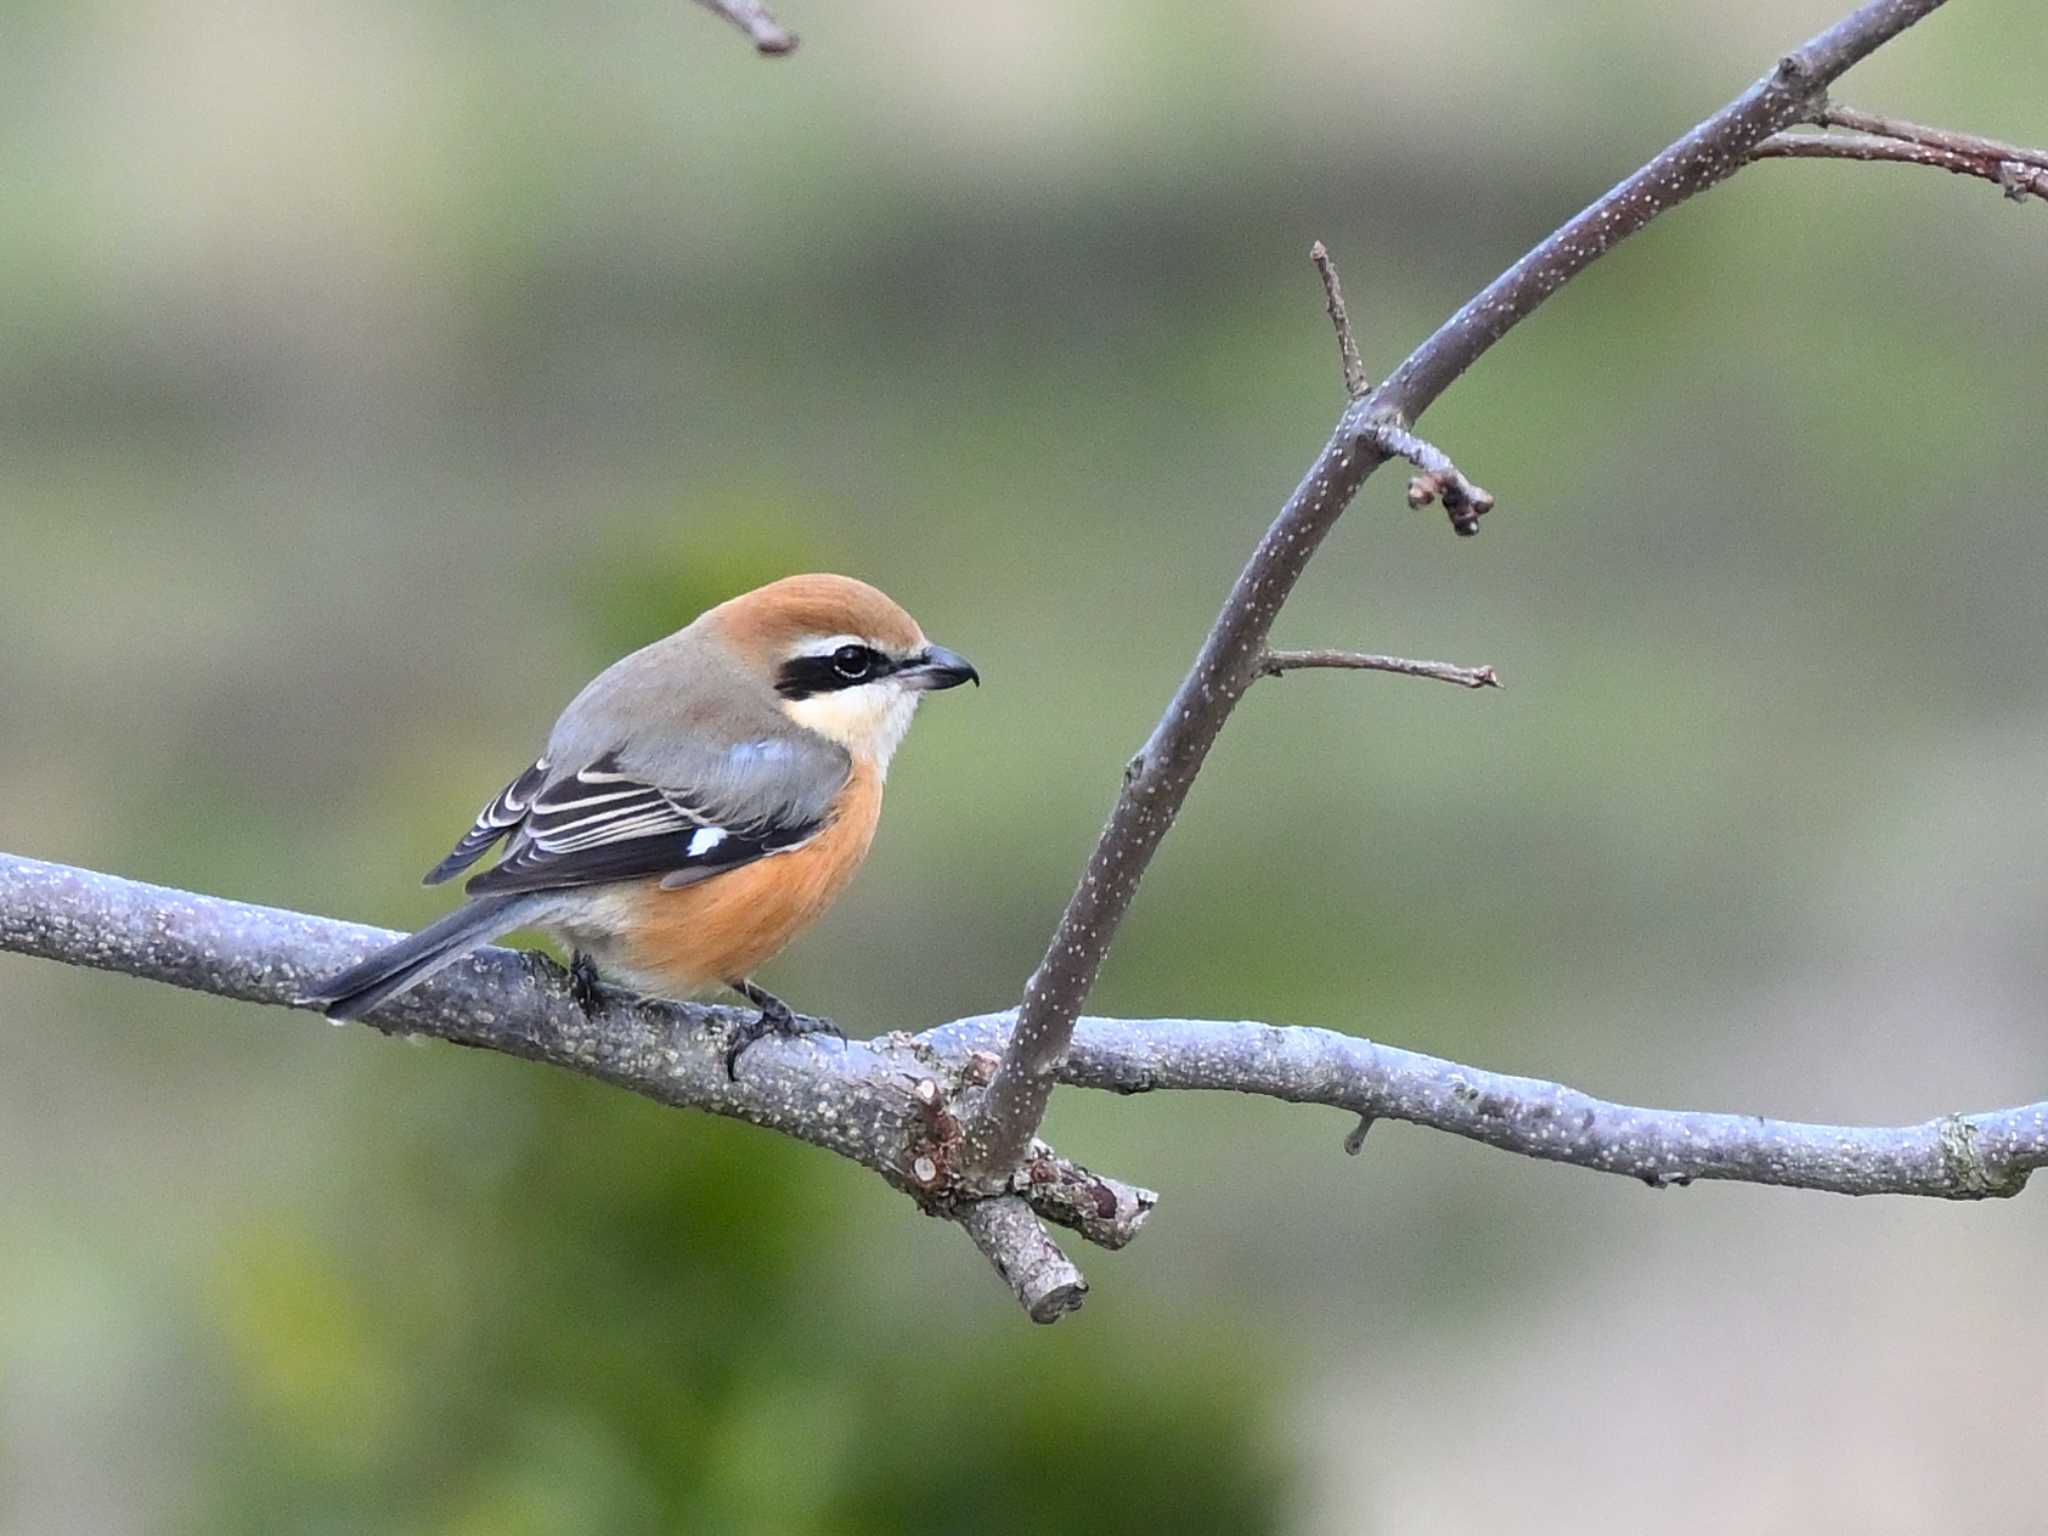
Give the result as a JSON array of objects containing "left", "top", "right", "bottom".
[
  {"left": 188, "top": 1072, "right": 1287, "bottom": 1534},
  {"left": 1, "top": 1, "right": 2044, "bottom": 1531},
  {"left": 568, "top": 502, "right": 822, "bottom": 665}
]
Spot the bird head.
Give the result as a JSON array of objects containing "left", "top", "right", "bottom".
[{"left": 707, "top": 573, "right": 978, "bottom": 769}]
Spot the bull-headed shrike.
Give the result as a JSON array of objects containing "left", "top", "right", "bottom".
[{"left": 305, "top": 573, "right": 978, "bottom": 1070}]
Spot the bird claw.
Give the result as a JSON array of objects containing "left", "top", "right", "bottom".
[
  {"left": 722, "top": 985, "right": 840, "bottom": 1079},
  {"left": 567, "top": 950, "right": 607, "bottom": 1016},
  {"left": 522, "top": 948, "right": 575, "bottom": 993}
]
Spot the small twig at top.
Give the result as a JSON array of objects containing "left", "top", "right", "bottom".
[
  {"left": 1260, "top": 649, "right": 1501, "bottom": 690},
  {"left": 690, "top": 0, "right": 798, "bottom": 55},
  {"left": 1311, "top": 241, "right": 1370, "bottom": 399}
]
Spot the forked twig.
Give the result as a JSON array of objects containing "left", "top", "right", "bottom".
[
  {"left": 962, "top": 0, "right": 1967, "bottom": 1189},
  {"left": 1753, "top": 100, "right": 2048, "bottom": 202}
]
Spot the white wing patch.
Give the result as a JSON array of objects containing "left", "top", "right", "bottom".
[{"left": 455, "top": 753, "right": 827, "bottom": 897}]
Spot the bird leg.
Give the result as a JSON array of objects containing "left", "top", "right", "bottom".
[
  {"left": 723, "top": 977, "right": 843, "bottom": 1078},
  {"left": 522, "top": 947, "right": 611, "bottom": 1018},
  {"left": 568, "top": 950, "right": 607, "bottom": 1016}
]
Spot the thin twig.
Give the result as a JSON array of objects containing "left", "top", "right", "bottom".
[
  {"left": 1260, "top": 649, "right": 1500, "bottom": 690},
  {"left": 689, "top": 0, "right": 797, "bottom": 55},
  {"left": 1754, "top": 130, "right": 2048, "bottom": 203},
  {"left": 2000, "top": 163, "right": 2048, "bottom": 201},
  {"left": 1754, "top": 100, "right": 2048, "bottom": 202},
  {"left": 1815, "top": 102, "right": 2048, "bottom": 172},
  {"left": 959, "top": 0, "right": 1956, "bottom": 1182},
  {"left": 1311, "top": 241, "right": 1369, "bottom": 398}
]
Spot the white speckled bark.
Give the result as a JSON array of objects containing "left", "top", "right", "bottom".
[{"left": 0, "top": 853, "right": 1146, "bottom": 1319}]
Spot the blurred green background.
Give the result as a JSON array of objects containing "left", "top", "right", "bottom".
[{"left": 3, "top": 0, "right": 2045, "bottom": 1529}]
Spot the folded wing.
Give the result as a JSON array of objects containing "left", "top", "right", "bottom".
[
  {"left": 433, "top": 744, "right": 843, "bottom": 898},
  {"left": 424, "top": 758, "right": 552, "bottom": 885}
]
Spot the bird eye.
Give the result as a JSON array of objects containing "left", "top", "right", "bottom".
[{"left": 831, "top": 644, "right": 872, "bottom": 681}]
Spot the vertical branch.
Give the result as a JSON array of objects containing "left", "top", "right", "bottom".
[
  {"left": 959, "top": 0, "right": 1952, "bottom": 1178},
  {"left": 963, "top": 412, "right": 1381, "bottom": 1173}
]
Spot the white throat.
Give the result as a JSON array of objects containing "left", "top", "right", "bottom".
[{"left": 781, "top": 683, "right": 922, "bottom": 776}]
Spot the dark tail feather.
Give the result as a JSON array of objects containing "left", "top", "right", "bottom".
[{"left": 302, "top": 892, "right": 550, "bottom": 1021}]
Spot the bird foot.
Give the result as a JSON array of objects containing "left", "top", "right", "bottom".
[
  {"left": 723, "top": 980, "right": 844, "bottom": 1079},
  {"left": 567, "top": 950, "right": 607, "bottom": 1016},
  {"left": 526, "top": 949, "right": 610, "bottom": 1017}
]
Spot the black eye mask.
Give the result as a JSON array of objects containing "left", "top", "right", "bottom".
[{"left": 774, "top": 644, "right": 895, "bottom": 700}]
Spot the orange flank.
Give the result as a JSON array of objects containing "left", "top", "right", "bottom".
[{"left": 620, "top": 757, "right": 883, "bottom": 990}]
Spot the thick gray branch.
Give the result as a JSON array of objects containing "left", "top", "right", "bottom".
[
  {"left": 963, "top": 0, "right": 1954, "bottom": 1178},
  {"left": 6, "top": 853, "right": 2043, "bottom": 1247},
  {"left": 0, "top": 853, "right": 1144, "bottom": 1320},
  {"left": 933, "top": 1015, "right": 2047, "bottom": 1201}
]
